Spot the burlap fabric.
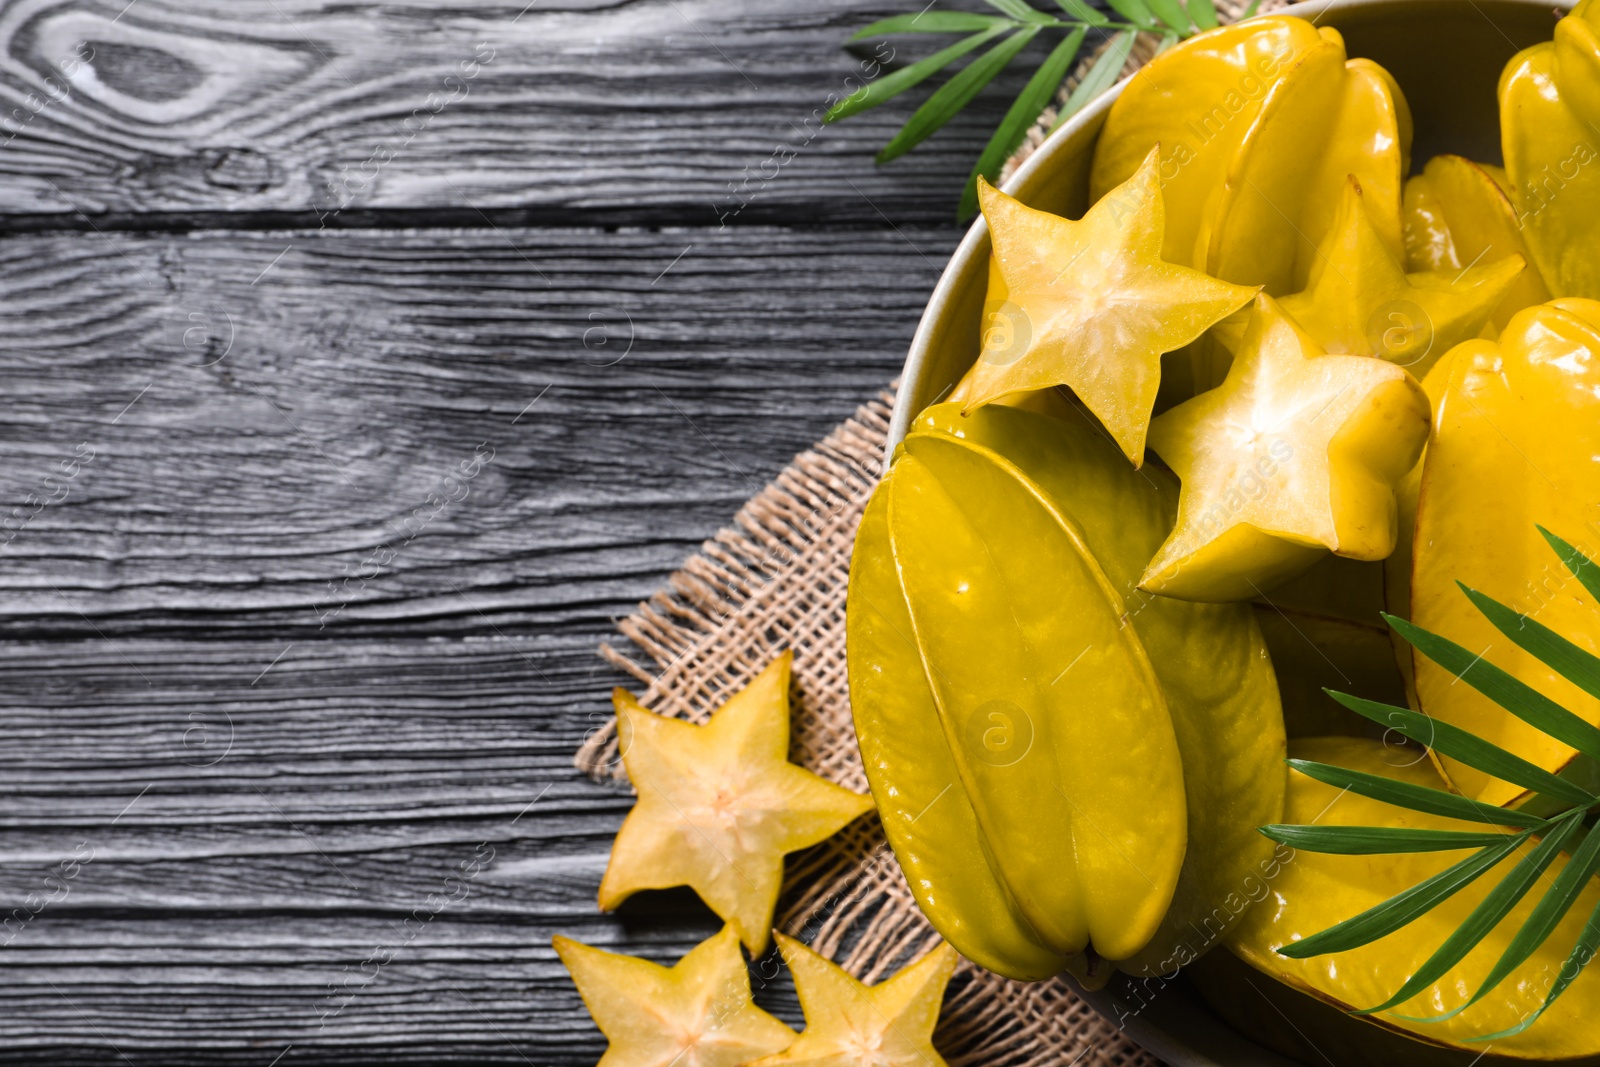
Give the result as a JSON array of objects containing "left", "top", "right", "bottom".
[{"left": 575, "top": 6, "right": 1286, "bottom": 1063}]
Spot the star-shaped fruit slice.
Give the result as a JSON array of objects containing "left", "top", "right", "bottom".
[
  {"left": 1274, "top": 178, "right": 1522, "bottom": 376},
  {"left": 750, "top": 934, "right": 957, "bottom": 1067},
  {"left": 1141, "top": 293, "right": 1429, "bottom": 602},
  {"left": 598, "top": 651, "right": 874, "bottom": 954},
  {"left": 950, "top": 146, "right": 1257, "bottom": 466},
  {"left": 555, "top": 925, "right": 796, "bottom": 1067}
]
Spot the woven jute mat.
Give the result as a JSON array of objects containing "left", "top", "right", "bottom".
[{"left": 575, "top": 6, "right": 1286, "bottom": 1063}]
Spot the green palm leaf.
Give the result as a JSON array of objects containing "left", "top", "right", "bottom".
[
  {"left": 877, "top": 25, "right": 1043, "bottom": 164},
  {"left": 1049, "top": 31, "right": 1134, "bottom": 132},
  {"left": 1284, "top": 759, "right": 1546, "bottom": 829},
  {"left": 959, "top": 27, "right": 1087, "bottom": 220},
  {"left": 1353, "top": 813, "right": 1585, "bottom": 1015},
  {"left": 827, "top": 25, "right": 1011, "bottom": 123},
  {"left": 1275, "top": 838, "right": 1527, "bottom": 958},
  {"left": 848, "top": 12, "right": 1008, "bottom": 38},
  {"left": 1459, "top": 583, "right": 1600, "bottom": 707},
  {"left": 1398, "top": 818, "right": 1600, "bottom": 1023},
  {"left": 1269, "top": 530, "right": 1600, "bottom": 1035},
  {"left": 1324, "top": 691, "right": 1598, "bottom": 808},
  {"left": 1540, "top": 526, "right": 1600, "bottom": 602}
]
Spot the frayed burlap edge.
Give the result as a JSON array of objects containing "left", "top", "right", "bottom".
[{"left": 572, "top": 8, "right": 1297, "bottom": 1062}]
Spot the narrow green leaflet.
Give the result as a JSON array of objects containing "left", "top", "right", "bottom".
[
  {"left": 1324, "top": 690, "right": 1599, "bottom": 808},
  {"left": 827, "top": 25, "right": 1010, "bottom": 123},
  {"left": 1276, "top": 838, "right": 1527, "bottom": 959},
  {"left": 959, "top": 28, "right": 1086, "bottom": 220},
  {"left": 1400, "top": 818, "right": 1600, "bottom": 1023},
  {"left": 1259, "top": 825, "right": 1520, "bottom": 855},
  {"left": 1102, "top": 0, "right": 1159, "bottom": 29},
  {"left": 1541, "top": 526, "right": 1600, "bottom": 604},
  {"left": 1285, "top": 760, "right": 1547, "bottom": 829},
  {"left": 1458, "top": 584, "right": 1600, "bottom": 709},
  {"left": 1355, "top": 813, "right": 1585, "bottom": 1016},
  {"left": 1387, "top": 608, "right": 1600, "bottom": 765},
  {"left": 1266, "top": 531, "right": 1600, "bottom": 1036},
  {"left": 1143, "top": 0, "right": 1193, "bottom": 34},
  {"left": 1187, "top": 0, "right": 1219, "bottom": 30},
  {"left": 877, "top": 26, "right": 1043, "bottom": 163},
  {"left": 984, "top": 0, "right": 1058, "bottom": 23},
  {"left": 848, "top": 13, "right": 1007, "bottom": 38},
  {"left": 1470, "top": 898, "right": 1600, "bottom": 1041},
  {"left": 1050, "top": 32, "right": 1134, "bottom": 131},
  {"left": 1241, "top": 0, "right": 1262, "bottom": 16},
  {"left": 1052, "top": 0, "right": 1112, "bottom": 26}
]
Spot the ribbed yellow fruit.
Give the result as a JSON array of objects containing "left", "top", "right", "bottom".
[
  {"left": 1410, "top": 300, "right": 1600, "bottom": 807},
  {"left": 1090, "top": 16, "right": 1409, "bottom": 294},
  {"left": 1225, "top": 738, "right": 1600, "bottom": 1060}
]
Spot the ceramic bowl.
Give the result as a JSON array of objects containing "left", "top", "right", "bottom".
[{"left": 889, "top": 1, "right": 1568, "bottom": 1062}]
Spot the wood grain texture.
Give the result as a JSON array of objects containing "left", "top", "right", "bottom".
[
  {"left": 0, "top": 0, "right": 1056, "bottom": 225},
  {"left": 0, "top": 223, "right": 953, "bottom": 1062},
  {"left": 0, "top": 0, "right": 1013, "bottom": 1056}
]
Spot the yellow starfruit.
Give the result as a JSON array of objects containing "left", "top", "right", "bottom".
[
  {"left": 1142, "top": 294, "right": 1430, "bottom": 602},
  {"left": 856, "top": 429, "right": 1189, "bottom": 966},
  {"left": 1223, "top": 738, "right": 1600, "bottom": 1060},
  {"left": 1410, "top": 300, "right": 1600, "bottom": 807},
  {"left": 850, "top": 403, "right": 1285, "bottom": 981},
  {"left": 911, "top": 403, "right": 1285, "bottom": 980},
  {"left": 1090, "top": 15, "right": 1410, "bottom": 294},
  {"left": 599, "top": 654, "right": 874, "bottom": 954},
  {"left": 750, "top": 936, "right": 957, "bottom": 1067},
  {"left": 1401, "top": 155, "right": 1550, "bottom": 328},
  {"left": 554, "top": 926, "right": 796, "bottom": 1067},
  {"left": 1500, "top": 5, "right": 1600, "bottom": 300},
  {"left": 950, "top": 149, "right": 1256, "bottom": 466}
]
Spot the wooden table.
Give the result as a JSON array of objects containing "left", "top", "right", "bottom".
[{"left": 0, "top": 0, "right": 1040, "bottom": 1060}]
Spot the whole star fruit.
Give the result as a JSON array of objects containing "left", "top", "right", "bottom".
[
  {"left": 1223, "top": 737, "right": 1600, "bottom": 1060},
  {"left": 553, "top": 925, "right": 797, "bottom": 1067},
  {"left": 1381, "top": 345, "right": 1459, "bottom": 711},
  {"left": 1410, "top": 299, "right": 1600, "bottom": 808},
  {"left": 1208, "top": 177, "right": 1523, "bottom": 383},
  {"left": 1500, "top": 11, "right": 1600, "bottom": 300},
  {"left": 1090, "top": 16, "right": 1410, "bottom": 295},
  {"left": 1401, "top": 155, "right": 1550, "bottom": 329},
  {"left": 749, "top": 935, "right": 958, "bottom": 1067},
  {"left": 884, "top": 432, "right": 1188, "bottom": 962},
  {"left": 598, "top": 652, "right": 874, "bottom": 955},
  {"left": 1141, "top": 294, "right": 1430, "bottom": 602},
  {"left": 904, "top": 402, "right": 1286, "bottom": 981},
  {"left": 949, "top": 147, "right": 1257, "bottom": 467}
]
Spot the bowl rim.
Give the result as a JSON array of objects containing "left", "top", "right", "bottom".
[
  {"left": 886, "top": 0, "right": 1561, "bottom": 451},
  {"left": 884, "top": 0, "right": 1568, "bottom": 1061}
]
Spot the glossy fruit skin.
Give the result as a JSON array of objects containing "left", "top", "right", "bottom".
[
  {"left": 951, "top": 152, "right": 1256, "bottom": 466},
  {"left": 1142, "top": 295, "right": 1431, "bottom": 602},
  {"left": 1226, "top": 738, "right": 1600, "bottom": 1060},
  {"left": 1090, "top": 16, "right": 1409, "bottom": 295},
  {"left": 1410, "top": 301, "right": 1600, "bottom": 807},
  {"left": 849, "top": 403, "right": 1285, "bottom": 980},
  {"left": 916, "top": 404, "right": 1287, "bottom": 979},
  {"left": 890, "top": 432, "right": 1188, "bottom": 963},
  {"left": 1500, "top": 3, "right": 1600, "bottom": 301},
  {"left": 848, "top": 486, "right": 1070, "bottom": 981},
  {"left": 1402, "top": 155, "right": 1551, "bottom": 329}
]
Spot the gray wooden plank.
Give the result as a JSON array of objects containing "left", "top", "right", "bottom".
[
  {"left": 0, "top": 221, "right": 942, "bottom": 1061},
  {"left": 0, "top": 0, "right": 1054, "bottom": 225},
  {"left": 0, "top": 223, "right": 953, "bottom": 636}
]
